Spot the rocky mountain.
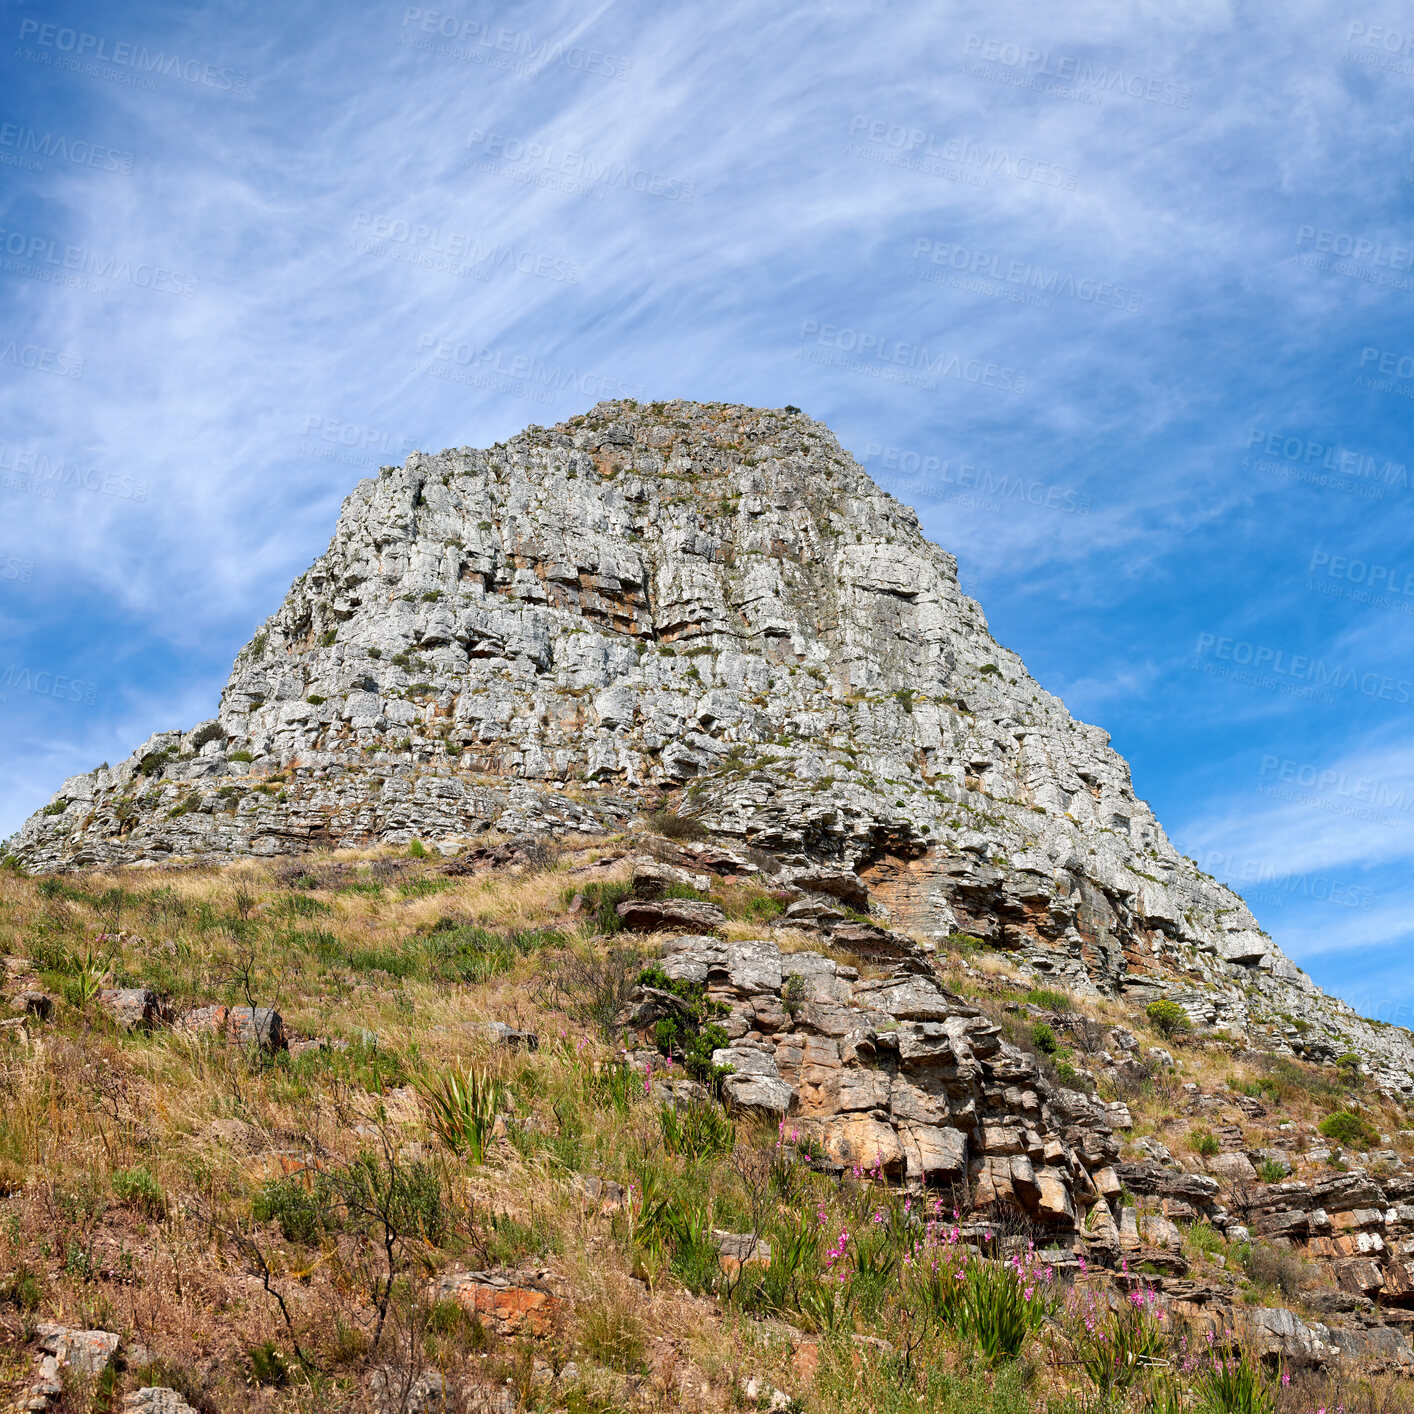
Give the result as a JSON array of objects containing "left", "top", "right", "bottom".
[{"left": 9, "top": 399, "right": 1413, "bottom": 1089}]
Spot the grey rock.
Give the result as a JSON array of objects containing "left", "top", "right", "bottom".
[
  {"left": 12, "top": 400, "right": 1414, "bottom": 1099},
  {"left": 616, "top": 898, "right": 726, "bottom": 933},
  {"left": 10, "top": 990, "right": 53, "bottom": 1020},
  {"left": 227, "top": 1005, "right": 285, "bottom": 1050},
  {"left": 97, "top": 987, "right": 161, "bottom": 1030},
  {"left": 35, "top": 1322, "right": 120, "bottom": 1375},
  {"left": 123, "top": 1391, "right": 200, "bottom": 1414},
  {"left": 1208, "top": 1152, "right": 1258, "bottom": 1183}
]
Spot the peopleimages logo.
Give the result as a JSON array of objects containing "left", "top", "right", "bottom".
[
  {"left": 0, "top": 122, "right": 135, "bottom": 175},
  {"left": 0, "top": 226, "right": 198, "bottom": 297},
  {"left": 0, "top": 665, "right": 99, "bottom": 707},
  {"left": 415, "top": 335, "right": 648, "bottom": 402},
  {"left": 863, "top": 443, "right": 1089, "bottom": 514},
  {"left": 465, "top": 131, "right": 695, "bottom": 203},
  {"left": 0, "top": 446, "right": 148, "bottom": 500},
  {"left": 796, "top": 321, "right": 1027, "bottom": 394},
  {"left": 1258, "top": 754, "right": 1414, "bottom": 818},
  {"left": 351, "top": 212, "right": 582, "bottom": 285},
  {"left": 0, "top": 338, "right": 83, "bottom": 380},
  {"left": 1192, "top": 849, "right": 1374, "bottom": 912},
  {"left": 15, "top": 19, "right": 248, "bottom": 93},
  {"left": 1296, "top": 225, "right": 1414, "bottom": 269},
  {"left": 846, "top": 117, "right": 1078, "bottom": 190},
  {"left": 1193, "top": 633, "right": 1414, "bottom": 705},
  {"left": 910, "top": 239, "right": 1141, "bottom": 311},
  {"left": 960, "top": 36, "right": 1191, "bottom": 107},
  {"left": 1242, "top": 428, "right": 1408, "bottom": 494},
  {"left": 400, "top": 9, "right": 631, "bottom": 80}
]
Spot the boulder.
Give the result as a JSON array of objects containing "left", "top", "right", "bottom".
[
  {"left": 10, "top": 990, "right": 53, "bottom": 1020},
  {"left": 616, "top": 898, "right": 726, "bottom": 933},
  {"left": 228, "top": 1005, "right": 286, "bottom": 1050},
  {"left": 714, "top": 1230, "right": 771, "bottom": 1273},
  {"left": 98, "top": 987, "right": 162, "bottom": 1030},
  {"left": 123, "top": 1391, "right": 200, "bottom": 1414},
  {"left": 431, "top": 1269, "right": 561, "bottom": 1336},
  {"left": 1207, "top": 1152, "right": 1258, "bottom": 1183},
  {"left": 36, "top": 1322, "right": 120, "bottom": 1374},
  {"left": 820, "top": 1114, "right": 905, "bottom": 1177}
]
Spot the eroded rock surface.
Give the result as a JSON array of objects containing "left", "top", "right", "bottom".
[{"left": 9, "top": 399, "right": 1414, "bottom": 1089}]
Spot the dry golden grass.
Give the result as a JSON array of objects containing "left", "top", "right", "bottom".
[{"left": 0, "top": 846, "right": 1409, "bottom": 1412}]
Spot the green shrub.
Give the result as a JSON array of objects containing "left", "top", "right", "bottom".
[
  {"left": 644, "top": 807, "right": 708, "bottom": 841},
  {"left": 1256, "top": 1158, "right": 1289, "bottom": 1184},
  {"left": 247, "top": 1340, "right": 290, "bottom": 1387},
  {"left": 252, "top": 1174, "right": 333, "bottom": 1244},
  {"left": 638, "top": 966, "right": 732, "bottom": 1084},
  {"left": 956, "top": 1251, "right": 1054, "bottom": 1363},
  {"left": 407, "top": 839, "right": 427, "bottom": 858},
  {"left": 1195, "top": 1347, "right": 1275, "bottom": 1414},
  {"left": 41, "top": 800, "right": 67, "bottom": 816},
  {"left": 1146, "top": 1000, "right": 1189, "bottom": 1039},
  {"left": 1319, "top": 1110, "right": 1379, "bottom": 1149},
  {"left": 563, "top": 879, "right": 634, "bottom": 935},
  {"left": 1030, "top": 1023, "right": 1059, "bottom": 1055},
  {"left": 1, "top": 1264, "right": 42, "bottom": 1311},
  {"left": 1025, "top": 987, "right": 1069, "bottom": 1012},
  {"left": 229, "top": 750, "right": 255, "bottom": 763},
  {"left": 111, "top": 1165, "right": 166, "bottom": 1218},
  {"left": 1189, "top": 1128, "right": 1220, "bottom": 1158}
]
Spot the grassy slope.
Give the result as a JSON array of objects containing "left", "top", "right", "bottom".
[{"left": 0, "top": 841, "right": 1409, "bottom": 1413}]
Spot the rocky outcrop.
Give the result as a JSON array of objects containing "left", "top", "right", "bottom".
[
  {"left": 8, "top": 399, "right": 1414, "bottom": 1088},
  {"left": 626, "top": 931, "right": 1121, "bottom": 1238}
]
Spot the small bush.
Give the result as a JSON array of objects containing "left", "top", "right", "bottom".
[
  {"left": 252, "top": 1174, "right": 333, "bottom": 1245},
  {"left": 644, "top": 807, "right": 708, "bottom": 841},
  {"left": 112, "top": 1165, "right": 166, "bottom": 1218},
  {"left": 563, "top": 879, "right": 634, "bottom": 936},
  {"left": 1030, "top": 1023, "right": 1059, "bottom": 1055},
  {"left": 638, "top": 966, "right": 732, "bottom": 1084},
  {"left": 537, "top": 942, "right": 641, "bottom": 1039},
  {"left": 415, "top": 1067, "right": 504, "bottom": 1163},
  {"left": 247, "top": 1340, "right": 290, "bottom": 1387},
  {"left": 189, "top": 721, "right": 226, "bottom": 750},
  {"left": 229, "top": 750, "right": 254, "bottom": 763},
  {"left": 1, "top": 1263, "right": 42, "bottom": 1311},
  {"left": 407, "top": 839, "right": 427, "bottom": 858},
  {"left": 956, "top": 1250, "right": 1054, "bottom": 1363},
  {"left": 1025, "top": 987, "right": 1069, "bottom": 1012},
  {"left": 658, "top": 1101, "right": 735, "bottom": 1160},
  {"left": 1245, "top": 1241, "right": 1309, "bottom": 1299},
  {"left": 1189, "top": 1128, "right": 1220, "bottom": 1158},
  {"left": 1319, "top": 1110, "right": 1378, "bottom": 1149},
  {"left": 1146, "top": 1000, "right": 1189, "bottom": 1039},
  {"left": 1256, "top": 1158, "right": 1289, "bottom": 1184}
]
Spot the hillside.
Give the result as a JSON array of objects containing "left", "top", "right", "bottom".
[
  {"left": 8, "top": 400, "right": 1414, "bottom": 1092},
  {"left": 1, "top": 841, "right": 1413, "bottom": 1412}
]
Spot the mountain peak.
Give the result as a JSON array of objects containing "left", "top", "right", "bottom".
[{"left": 11, "top": 400, "right": 1414, "bottom": 1090}]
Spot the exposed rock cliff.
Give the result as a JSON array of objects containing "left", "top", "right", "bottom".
[{"left": 9, "top": 399, "right": 1414, "bottom": 1088}]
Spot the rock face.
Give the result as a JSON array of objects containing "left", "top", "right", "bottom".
[
  {"left": 8, "top": 399, "right": 1414, "bottom": 1085},
  {"left": 629, "top": 932, "right": 1122, "bottom": 1239}
]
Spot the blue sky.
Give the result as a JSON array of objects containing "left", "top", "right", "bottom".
[{"left": 2, "top": 0, "right": 1413, "bottom": 1018}]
